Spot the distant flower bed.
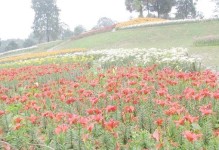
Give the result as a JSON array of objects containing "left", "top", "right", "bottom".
[
  {"left": 193, "top": 35, "right": 219, "bottom": 47},
  {"left": 60, "top": 47, "right": 201, "bottom": 71},
  {"left": 72, "top": 25, "right": 116, "bottom": 40},
  {"left": 0, "top": 48, "right": 86, "bottom": 63},
  {"left": 0, "top": 48, "right": 201, "bottom": 72},
  {"left": 116, "top": 18, "right": 219, "bottom": 30},
  {"left": 115, "top": 17, "right": 166, "bottom": 28}
]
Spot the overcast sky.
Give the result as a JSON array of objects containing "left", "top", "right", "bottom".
[{"left": 0, "top": 0, "right": 216, "bottom": 40}]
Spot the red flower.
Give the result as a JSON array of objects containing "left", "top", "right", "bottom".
[
  {"left": 66, "top": 97, "right": 76, "bottom": 104},
  {"left": 174, "top": 118, "right": 185, "bottom": 127},
  {"left": 29, "top": 114, "right": 38, "bottom": 124},
  {"left": 213, "top": 91, "right": 219, "bottom": 99},
  {"left": 199, "top": 104, "right": 213, "bottom": 116},
  {"left": 68, "top": 114, "right": 79, "bottom": 125},
  {"left": 93, "top": 114, "right": 104, "bottom": 123},
  {"left": 154, "top": 118, "right": 163, "bottom": 126},
  {"left": 14, "top": 117, "right": 23, "bottom": 124},
  {"left": 183, "top": 130, "right": 202, "bottom": 142},
  {"left": 106, "top": 105, "right": 117, "bottom": 113},
  {"left": 14, "top": 123, "right": 22, "bottom": 130},
  {"left": 0, "top": 110, "right": 5, "bottom": 116},
  {"left": 214, "top": 129, "right": 219, "bottom": 137},
  {"left": 86, "top": 123, "right": 94, "bottom": 132},
  {"left": 164, "top": 107, "right": 177, "bottom": 116},
  {"left": 124, "top": 106, "right": 135, "bottom": 113},
  {"left": 55, "top": 124, "right": 69, "bottom": 135},
  {"left": 87, "top": 108, "right": 102, "bottom": 115},
  {"left": 156, "top": 88, "right": 168, "bottom": 97},
  {"left": 152, "top": 129, "right": 161, "bottom": 142},
  {"left": 1, "top": 95, "right": 8, "bottom": 101},
  {"left": 184, "top": 114, "right": 199, "bottom": 123},
  {"left": 104, "top": 119, "right": 119, "bottom": 131}
]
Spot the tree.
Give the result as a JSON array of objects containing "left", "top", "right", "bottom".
[
  {"left": 151, "top": 0, "right": 176, "bottom": 18},
  {"left": 214, "top": 0, "right": 219, "bottom": 17},
  {"left": 94, "top": 17, "right": 115, "bottom": 29},
  {"left": 73, "top": 25, "right": 86, "bottom": 36},
  {"left": 59, "top": 22, "right": 74, "bottom": 39},
  {"left": 32, "top": 0, "right": 60, "bottom": 43},
  {"left": 125, "top": 0, "right": 145, "bottom": 17},
  {"left": 23, "top": 39, "right": 36, "bottom": 48},
  {"left": 5, "top": 41, "right": 19, "bottom": 51},
  {"left": 175, "top": 0, "right": 197, "bottom": 19}
]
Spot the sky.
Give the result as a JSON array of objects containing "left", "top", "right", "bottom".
[{"left": 0, "top": 0, "right": 216, "bottom": 40}]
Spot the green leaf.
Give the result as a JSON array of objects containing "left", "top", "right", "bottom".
[{"left": 191, "top": 123, "right": 201, "bottom": 131}]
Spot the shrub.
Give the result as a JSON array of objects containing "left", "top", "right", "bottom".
[{"left": 193, "top": 35, "right": 219, "bottom": 47}]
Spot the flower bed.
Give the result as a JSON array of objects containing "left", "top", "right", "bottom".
[
  {"left": 116, "top": 18, "right": 219, "bottom": 30},
  {"left": 71, "top": 25, "right": 116, "bottom": 41},
  {"left": 115, "top": 17, "right": 166, "bottom": 29},
  {"left": 0, "top": 63, "right": 219, "bottom": 149},
  {"left": 60, "top": 48, "right": 201, "bottom": 71},
  {"left": 0, "top": 48, "right": 86, "bottom": 63}
]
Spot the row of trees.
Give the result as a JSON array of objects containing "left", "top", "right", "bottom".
[
  {"left": 30, "top": 0, "right": 219, "bottom": 45},
  {"left": 125, "top": 0, "right": 198, "bottom": 19},
  {"left": 215, "top": 0, "right": 219, "bottom": 17},
  {"left": 31, "top": 0, "right": 116, "bottom": 44},
  {"left": 2, "top": 0, "right": 218, "bottom": 51}
]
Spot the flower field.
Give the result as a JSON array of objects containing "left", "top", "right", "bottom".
[
  {"left": 0, "top": 48, "right": 219, "bottom": 149},
  {"left": 0, "top": 48, "right": 86, "bottom": 64}
]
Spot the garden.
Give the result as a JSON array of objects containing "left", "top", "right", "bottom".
[{"left": 0, "top": 46, "right": 219, "bottom": 150}]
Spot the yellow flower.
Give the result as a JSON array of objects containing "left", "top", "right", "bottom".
[{"left": 116, "top": 17, "right": 166, "bottom": 28}]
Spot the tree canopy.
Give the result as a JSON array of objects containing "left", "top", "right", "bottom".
[
  {"left": 125, "top": 0, "right": 175, "bottom": 18},
  {"left": 175, "top": 0, "right": 197, "bottom": 19},
  {"left": 32, "top": 0, "right": 60, "bottom": 42}
]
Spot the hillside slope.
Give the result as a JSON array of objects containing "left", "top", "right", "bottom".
[{"left": 54, "top": 20, "right": 219, "bottom": 68}]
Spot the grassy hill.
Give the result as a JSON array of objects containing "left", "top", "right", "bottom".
[
  {"left": 1, "top": 20, "right": 219, "bottom": 69},
  {"left": 54, "top": 20, "right": 219, "bottom": 69}
]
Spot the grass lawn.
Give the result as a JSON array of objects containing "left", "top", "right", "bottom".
[{"left": 0, "top": 40, "right": 65, "bottom": 58}]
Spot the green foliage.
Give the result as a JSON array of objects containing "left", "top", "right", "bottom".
[
  {"left": 5, "top": 41, "right": 19, "bottom": 51},
  {"left": 32, "top": 0, "right": 60, "bottom": 42},
  {"left": 151, "top": 0, "right": 176, "bottom": 18},
  {"left": 23, "top": 39, "right": 36, "bottom": 48},
  {"left": 193, "top": 35, "right": 219, "bottom": 47},
  {"left": 59, "top": 23, "right": 74, "bottom": 40},
  {"left": 214, "top": 0, "right": 219, "bottom": 17},
  {"left": 125, "top": 0, "right": 145, "bottom": 17},
  {"left": 94, "top": 17, "right": 115, "bottom": 29},
  {"left": 73, "top": 25, "right": 86, "bottom": 36},
  {"left": 129, "top": 130, "right": 155, "bottom": 149},
  {"left": 175, "top": 0, "right": 197, "bottom": 19}
]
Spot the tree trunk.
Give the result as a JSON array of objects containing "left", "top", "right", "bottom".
[
  {"left": 46, "top": 16, "right": 50, "bottom": 42},
  {"left": 147, "top": 0, "right": 150, "bottom": 16},
  {"left": 156, "top": 1, "right": 160, "bottom": 18},
  {"left": 185, "top": 2, "right": 188, "bottom": 19},
  {"left": 139, "top": 5, "right": 143, "bottom": 18}
]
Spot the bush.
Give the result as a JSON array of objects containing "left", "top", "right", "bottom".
[{"left": 193, "top": 35, "right": 219, "bottom": 47}]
